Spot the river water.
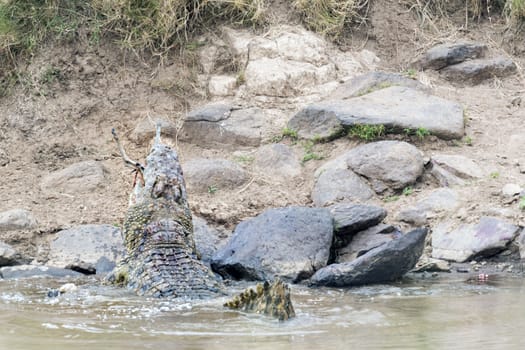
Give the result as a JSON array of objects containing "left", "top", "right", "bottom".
[{"left": 1, "top": 274, "right": 524, "bottom": 350}]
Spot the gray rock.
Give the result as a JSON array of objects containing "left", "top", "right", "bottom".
[
  {"left": 0, "top": 265, "right": 83, "bottom": 279},
  {"left": 40, "top": 161, "right": 106, "bottom": 194},
  {"left": 330, "top": 71, "right": 430, "bottom": 100},
  {"left": 335, "top": 224, "right": 401, "bottom": 263},
  {"left": 312, "top": 168, "right": 375, "bottom": 207},
  {"left": 441, "top": 57, "right": 517, "bottom": 84},
  {"left": 329, "top": 203, "right": 387, "bottom": 248},
  {"left": 289, "top": 86, "right": 464, "bottom": 140},
  {"left": 431, "top": 154, "right": 484, "bottom": 179},
  {"left": 131, "top": 117, "right": 178, "bottom": 144},
  {"left": 183, "top": 158, "right": 249, "bottom": 193},
  {"left": 310, "top": 228, "right": 427, "bottom": 287},
  {"left": 430, "top": 161, "right": 466, "bottom": 187},
  {"left": 211, "top": 206, "right": 333, "bottom": 282},
  {"left": 502, "top": 183, "right": 522, "bottom": 198},
  {"left": 0, "top": 209, "right": 37, "bottom": 231},
  {"left": 254, "top": 143, "right": 301, "bottom": 179},
  {"left": 416, "top": 42, "right": 487, "bottom": 70},
  {"left": 397, "top": 188, "right": 460, "bottom": 224},
  {"left": 396, "top": 208, "right": 427, "bottom": 226},
  {"left": 208, "top": 75, "right": 237, "bottom": 96},
  {"left": 181, "top": 105, "right": 264, "bottom": 148},
  {"left": 412, "top": 256, "right": 451, "bottom": 273},
  {"left": 432, "top": 217, "right": 520, "bottom": 262},
  {"left": 47, "top": 224, "right": 125, "bottom": 275},
  {"left": 193, "top": 216, "right": 224, "bottom": 263},
  {"left": 346, "top": 141, "right": 424, "bottom": 192},
  {"left": 0, "top": 242, "right": 29, "bottom": 266},
  {"left": 517, "top": 228, "right": 525, "bottom": 260}
]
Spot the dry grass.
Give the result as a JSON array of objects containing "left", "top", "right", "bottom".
[{"left": 293, "top": 0, "right": 369, "bottom": 39}]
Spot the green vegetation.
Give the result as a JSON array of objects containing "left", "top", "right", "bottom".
[
  {"left": 347, "top": 124, "right": 385, "bottom": 141},
  {"left": 404, "top": 68, "right": 418, "bottom": 79},
  {"left": 402, "top": 186, "right": 414, "bottom": 196},
  {"left": 207, "top": 185, "right": 218, "bottom": 194},
  {"left": 356, "top": 81, "right": 393, "bottom": 96},
  {"left": 519, "top": 196, "right": 525, "bottom": 210},
  {"left": 490, "top": 171, "right": 500, "bottom": 179},
  {"left": 293, "top": 0, "right": 369, "bottom": 39},
  {"left": 301, "top": 141, "right": 324, "bottom": 163},
  {"left": 234, "top": 154, "right": 255, "bottom": 163},
  {"left": 463, "top": 136, "right": 473, "bottom": 146},
  {"left": 383, "top": 195, "right": 400, "bottom": 203},
  {"left": 281, "top": 127, "right": 298, "bottom": 140},
  {"left": 404, "top": 127, "right": 431, "bottom": 141}
]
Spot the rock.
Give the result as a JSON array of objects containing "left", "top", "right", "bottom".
[
  {"left": 208, "top": 75, "right": 237, "bottom": 96},
  {"left": 432, "top": 217, "right": 520, "bottom": 262},
  {"left": 289, "top": 86, "right": 464, "bottom": 140},
  {"left": 397, "top": 188, "right": 460, "bottom": 224},
  {"left": 0, "top": 265, "right": 83, "bottom": 279},
  {"left": 329, "top": 203, "right": 387, "bottom": 248},
  {"left": 312, "top": 167, "right": 375, "bottom": 207},
  {"left": 181, "top": 104, "right": 266, "bottom": 148},
  {"left": 335, "top": 224, "right": 401, "bottom": 263},
  {"left": 0, "top": 209, "right": 37, "bottom": 231},
  {"left": 193, "top": 216, "right": 224, "bottom": 263},
  {"left": 211, "top": 207, "right": 333, "bottom": 282},
  {"left": 502, "top": 183, "right": 522, "bottom": 198},
  {"left": 310, "top": 228, "right": 427, "bottom": 287},
  {"left": 131, "top": 117, "right": 178, "bottom": 144},
  {"left": 183, "top": 158, "right": 249, "bottom": 193},
  {"left": 40, "top": 161, "right": 106, "bottom": 194},
  {"left": 517, "top": 228, "right": 525, "bottom": 260},
  {"left": 346, "top": 141, "right": 424, "bottom": 192},
  {"left": 46, "top": 224, "right": 125, "bottom": 275},
  {"left": 416, "top": 42, "right": 487, "bottom": 70},
  {"left": 412, "top": 256, "right": 451, "bottom": 273},
  {"left": 0, "top": 242, "right": 29, "bottom": 266},
  {"left": 431, "top": 154, "right": 484, "bottom": 179},
  {"left": 441, "top": 57, "right": 517, "bottom": 84},
  {"left": 254, "top": 143, "right": 301, "bottom": 179},
  {"left": 245, "top": 57, "right": 336, "bottom": 97},
  {"left": 429, "top": 162, "right": 466, "bottom": 187},
  {"left": 330, "top": 71, "right": 429, "bottom": 100}
]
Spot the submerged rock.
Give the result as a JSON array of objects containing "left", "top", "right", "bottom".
[
  {"left": 310, "top": 228, "right": 427, "bottom": 287},
  {"left": 0, "top": 265, "right": 83, "bottom": 279}
]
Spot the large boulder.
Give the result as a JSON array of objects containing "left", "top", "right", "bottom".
[
  {"left": 310, "top": 228, "right": 427, "bottom": 287},
  {"left": 40, "top": 160, "right": 106, "bottom": 194},
  {"left": 46, "top": 224, "right": 125, "bottom": 274},
  {"left": 432, "top": 217, "right": 520, "bottom": 262},
  {"left": 288, "top": 86, "right": 465, "bottom": 140},
  {"left": 211, "top": 207, "right": 333, "bottom": 282},
  {"left": 345, "top": 141, "right": 424, "bottom": 192},
  {"left": 183, "top": 158, "right": 249, "bottom": 193},
  {"left": 415, "top": 42, "right": 487, "bottom": 70},
  {"left": 0, "top": 209, "right": 37, "bottom": 231}
]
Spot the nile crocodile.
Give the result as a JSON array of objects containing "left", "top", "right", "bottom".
[{"left": 107, "top": 125, "right": 294, "bottom": 320}]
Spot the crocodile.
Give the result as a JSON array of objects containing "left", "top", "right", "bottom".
[{"left": 107, "top": 125, "right": 294, "bottom": 319}]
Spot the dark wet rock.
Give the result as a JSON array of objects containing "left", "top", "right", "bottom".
[
  {"left": 312, "top": 167, "right": 375, "bottom": 207},
  {"left": 330, "top": 71, "right": 430, "bottom": 100},
  {"left": 432, "top": 217, "right": 520, "bottom": 262},
  {"left": 40, "top": 161, "right": 106, "bottom": 194},
  {"left": 183, "top": 158, "right": 249, "bottom": 193},
  {"left": 416, "top": 42, "right": 487, "bottom": 70},
  {"left": 329, "top": 203, "right": 387, "bottom": 249},
  {"left": 254, "top": 143, "right": 301, "bottom": 179},
  {"left": 193, "top": 216, "right": 224, "bottom": 264},
  {"left": 0, "top": 209, "right": 37, "bottom": 231},
  {"left": 0, "top": 265, "right": 83, "bottom": 279},
  {"left": 131, "top": 117, "right": 178, "bottom": 144},
  {"left": 431, "top": 154, "right": 484, "bottom": 179},
  {"left": 211, "top": 207, "right": 333, "bottom": 282},
  {"left": 335, "top": 224, "right": 401, "bottom": 263},
  {"left": 441, "top": 57, "right": 517, "bottom": 84},
  {"left": 0, "top": 241, "right": 30, "bottom": 266},
  {"left": 181, "top": 104, "right": 265, "bottom": 148},
  {"left": 346, "top": 141, "right": 424, "bottom": 192},
  {"left": 47, "top": 224, "right": 125, "bottom": 275},
  {"left": 310, "top": 228, "right": 427, "bottom": 287},
  {"left": 288, "top": 86, "right": 464, "bottom": 140}
]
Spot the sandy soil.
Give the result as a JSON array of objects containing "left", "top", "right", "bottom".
[{"left": 1, "top": 0, "right": 524, "bottom": 262}]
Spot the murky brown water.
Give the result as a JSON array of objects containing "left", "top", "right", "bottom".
[{"left": 1, "top": 275, "right": 525, "bottom": 350}]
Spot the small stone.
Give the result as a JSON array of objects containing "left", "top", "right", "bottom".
[
  {"left": 502, "top": 183, "right": 522, "bottom": 197},
  {"left": 0, "top": 209, "right": 37, "bottom": 231}
]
